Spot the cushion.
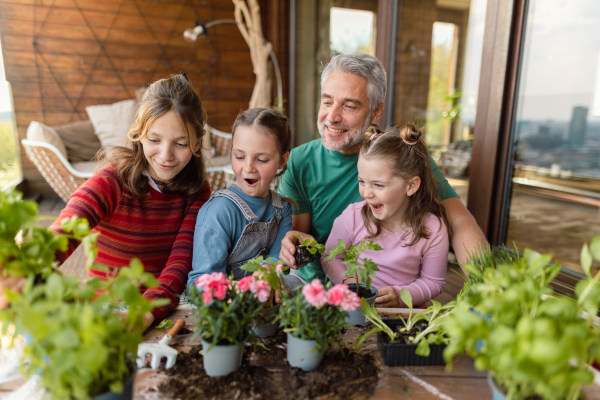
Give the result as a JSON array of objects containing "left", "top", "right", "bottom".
[
  {"left": 54, "top": 120, "right": 102, "bottom": 163},
  {"left": 26, "top": 121, "right": 68, "bottom": 159},
  {"left": 86, "top": 99, "right": 137, "bottom": 148}
]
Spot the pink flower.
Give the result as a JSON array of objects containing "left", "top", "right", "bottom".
[
  {"left": 327, "top": 284, "right": 347, "bottom": 306},
  {"left": 202, "top": 291, "right": 213, "bottom": 304},
  {"left": 195, "top": 272, "right": 231, "bottom": 302},
  {"left": 302, "top": 279, "right": 328, "bottom": 307},
  {"left": 276, "top": 264, "right": 284, "bottom": 272},
  {"left": 250, "top": 279, "right": 271, "bottom": 303},
  {"left": 340, "top": 290, "right": 361, "bottom": 311},
  {"left": 238, "top": 276, "right": 254, "bottom": 292}
]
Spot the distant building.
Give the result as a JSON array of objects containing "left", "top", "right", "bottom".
[{"left": 568, "top": 106, "right": 588, "bottom": 147}]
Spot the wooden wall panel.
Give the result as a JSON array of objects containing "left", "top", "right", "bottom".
[{"left": 1, "top": 0, "right": 287, "bottom": 197}]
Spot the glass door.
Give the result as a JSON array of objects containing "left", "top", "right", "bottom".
[{"left": 503, "top": 0, "right": 600, "bottom": 275}]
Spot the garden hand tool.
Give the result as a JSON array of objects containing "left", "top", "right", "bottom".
[{"left": 137, "top": 319, "right": 186, "bottom": 369}]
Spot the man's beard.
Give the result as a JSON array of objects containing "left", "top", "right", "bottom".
[{"left": 318, "top": 116, "right": 372, "bottom": 151}]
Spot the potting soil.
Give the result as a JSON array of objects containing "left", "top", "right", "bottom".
[{"left": 158, "top": 331, "right": 378, "bottom": 400}]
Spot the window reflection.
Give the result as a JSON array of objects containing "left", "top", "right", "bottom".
[
  {"left": 330, "top": 7, "right": 376, "bottom": 56},
  {"left": 506, "top": 0, "right": 600, "bottom": 275}
]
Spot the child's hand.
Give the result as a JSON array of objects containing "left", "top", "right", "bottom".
[
  {"left": 374, "top": 287, "right": 400, "bottom": 308},
  {"left": 280, "top": 231, "right": 315, "bottom": 269}
]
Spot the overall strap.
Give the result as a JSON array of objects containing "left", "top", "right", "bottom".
[
  {"left": 210, "top": 189, "right": 259, "bottom": 222},
  {"left": 270, "top": 190, "right": 284, "bottom": 210}
]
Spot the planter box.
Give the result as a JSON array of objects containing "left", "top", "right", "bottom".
[{"left": 377, "top": 319, "right": 446, "bottom": 366}]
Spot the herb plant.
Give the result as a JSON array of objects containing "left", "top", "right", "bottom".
[
  {"left": 323, "top": 239, "right": 383, "bottom": 291},
  {"left": 278, "top": 280, "right": 360, "bottom": 357},
  {"left": 189, "top": 272, "right": 265, "bottom": 351},
  {"left": 2, "top": 260, "right": 168, "bottom": 400},
  {"left": 443, "top": 244, "right": 600, "bottom": 400}
]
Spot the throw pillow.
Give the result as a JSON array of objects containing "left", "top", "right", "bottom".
[
  {"left": 26, "top": 121, "right": 68, "bottom": 159},
  {"left": 54, "top": 120, "right": 102, "bottom": 163},
  {"left": 86, "top": 99, "right": 137, "bottom": 148}
]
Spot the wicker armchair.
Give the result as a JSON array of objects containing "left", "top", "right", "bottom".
[{"left": 205, "top": 124, "right": 233, "bottom": 191}]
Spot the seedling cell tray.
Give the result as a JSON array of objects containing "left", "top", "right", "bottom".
[{"left": 377, "top": 319, "right": 446, "bottom": 366}]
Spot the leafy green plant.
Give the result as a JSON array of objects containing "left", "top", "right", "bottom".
[
  {"left": 2, "top": 260, "right": 168, "bottom": 400},
  {"left": 460, "top": 244, "right": 520, "bottom": 285},
  {"left": 292, "top": 234, "right": 325, "bottom": 255},
  {"left": 188, "top": 272, "right": 264, "bottom": 351},
  {"left": 443, "top": 244, "right": 600, "bottom": 400},
  {"left": 356, "top": 290, "right": 453, "bottom": 356},
  {"left": 323, "top": 239, "right": 382, "bottom": 291},
  {"left": 241, "top": 256, "right": 290, "bottom": 307}
]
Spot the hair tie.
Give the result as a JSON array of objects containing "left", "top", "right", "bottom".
[
  {"left": 370, "top": 133, "right": 377, "bottom": 140},
  {"left": 403, "top": 138, "right": 417, "bottom": 146}
]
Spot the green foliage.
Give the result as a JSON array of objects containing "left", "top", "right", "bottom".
[
  {"left": 292, "top": 234, "right": 325, "bottom": 255},
  {"left": 241, "top": 256, "right": 290, "bottom": 306},
  {"left": 2, "top": 260, "right": 167, "bottom": 400},
  {"left": 188, "top": 278, "right": 264, "bottom": 351},
  {"left": 0, "top": 121, "right": 20, "bottom": 188},
  {"left": 278, "top": 286, "right": 347, "bottom": 357},
  {"left": 323, "top": 239, "right": 382, "bottom": 290},
  {"left": 443, "top": 244, "right": 600, "bottom": 400},
  {"left": 460, "top": 244, "right": 520, "bottom": 285},
  {"left": 0, "top": 189, "right": 94, "bottom": 279},
  {"left": 155, "top": 319, "right": 172, "bottom": 330}
]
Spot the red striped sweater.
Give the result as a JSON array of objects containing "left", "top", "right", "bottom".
[{"left": 51, "top": 165, "right": 211, "bottom": 322}]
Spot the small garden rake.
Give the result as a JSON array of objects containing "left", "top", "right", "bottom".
[{"left": 137, "top": 319, "right": 186, "bottom": 369}]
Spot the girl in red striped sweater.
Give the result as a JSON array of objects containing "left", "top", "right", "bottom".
[{"left": 50, "top": 74, "right": 211, "bottom": 330}]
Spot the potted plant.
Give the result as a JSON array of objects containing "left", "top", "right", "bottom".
[
  {"left": 2, "top": 260, "right": 167, "bottom": 400},
  {"left": 241, "top": 257, "right": 289, "bottom": 337},
  {"left": 292, "top": 234, "right": 325, "bottom": 266},
  {"left": 189, "top": 272, "right": 265, "bottom": 377},
  {"left": 443, "top": 241, "right": 600, "bottom": 400},
  {"left": 323, "top": 239, "right": 382, "bottom": 325},
  {"left": 355, "top": 289, "right": 453, "bottom": 366},
  {"left": 278, "top": 280, "right": 360, "bottom": 371}
]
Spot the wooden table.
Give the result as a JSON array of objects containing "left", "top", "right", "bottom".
[{"left": 132, "top": 308, "right": 600, "bottom": 400}]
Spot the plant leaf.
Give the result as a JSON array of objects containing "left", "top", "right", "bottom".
[
  {"left": 580, "top": 243, "right": 592, "bottom": 277},
  {"left": 156, "top": 319, "right": 173, "bottom": 330}
]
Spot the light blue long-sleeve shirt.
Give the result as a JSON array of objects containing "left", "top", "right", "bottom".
[{"left": 188, "top": 185, "right": 293, "bottom": 287}]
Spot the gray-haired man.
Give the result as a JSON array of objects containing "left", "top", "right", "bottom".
[{"left": 278, "top": 53, "right": 486, "bottom": 307}]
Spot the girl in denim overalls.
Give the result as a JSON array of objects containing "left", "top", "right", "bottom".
[{"left": 189, "top": 108, "right": 302, "bottom": 292}]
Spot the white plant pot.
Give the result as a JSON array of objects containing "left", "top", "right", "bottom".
[
  {"left": 201, "top": 339, "right": 243, "bottom": 377},
  {"left": 286, "top": 332, "right": 322, "bottom": 371}
]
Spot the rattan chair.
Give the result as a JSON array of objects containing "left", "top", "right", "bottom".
[{"left": 205, "top": 124, "right": 233, "bottom": 191}]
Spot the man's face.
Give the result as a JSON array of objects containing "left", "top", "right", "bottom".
[{"left": 317, "top": 71, "right": 375, "bottom": 153}]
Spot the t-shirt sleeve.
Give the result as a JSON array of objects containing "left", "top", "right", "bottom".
[
  {"left": 392, "top": 215, "right": 449, "bottom": 306},
  {"left": 278, "top": 151, "right": 310, "bottom": 215},
  {"left": 321, "top": 205, "right": 355, "bottom": 284},
  {"left": 143, "top": 185, "right": 211, "bottom": 322},
  {"left": 187, "top": 197, "right": 239, "bottom": 288},
  {"left": 266, "top": 200, "right": 293, "bottom": 262},
  {"left": 430, "top": 157, "right": 458, "bottom": 200}
]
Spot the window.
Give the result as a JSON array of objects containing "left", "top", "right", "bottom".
[{"left": 0, "top": 41, "right": 21, "bottom": 190}]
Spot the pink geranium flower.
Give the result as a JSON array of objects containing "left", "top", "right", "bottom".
[
  {"left": 303, "top": 279, "right": 328, "bottom": 307},
  {"left": 250, "top": 279, "right": 271, "bottom": 303},
  {"left": 237, "top": 276, "right": 254, "bottom": 293},
  {"left": 340, "top": 290, "right": 361, "bottom": 311},
  {"left": 276, "top": 264, "right": 284, "bottom": 272},
  {"left": 195, "top": 272, "right": 231, "bottom": 302},
  {"left": 202, "top": 291, "right": 213, "bottom": 304},
  {"left": 327, "top": 284, "right": 347, "bottom": 307}
]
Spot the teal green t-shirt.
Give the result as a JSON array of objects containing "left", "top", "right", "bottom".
[{"left": 278, "top": 139, "right": 457, "bottom": 283}]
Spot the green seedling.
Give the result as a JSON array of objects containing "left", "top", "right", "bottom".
[
  {"left": 324, "top": 239, "right": 382, "bottom": 291},
  {"left": 156, "top": 319, "right": 173, "bottom": 330},
  {"left": 292, "top": 234, "right": 325, "bottom": 255}
]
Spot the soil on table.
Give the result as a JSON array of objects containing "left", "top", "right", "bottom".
[
  {"left": 294, "top": 245, "right": 315, "bottom": 265},
  {"left": 159, "top": 330, "right": 378, "bottom": 400},
  {"left": 386, "top": 320, "right": 429, "bottom": 344}
]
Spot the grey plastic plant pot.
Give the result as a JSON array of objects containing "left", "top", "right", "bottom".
[
  {"left": 286, "top": 332, "right": 322, "bottom": 371},
  {"left": 92, "top": 365, "right": 136, "bottom": 400},
  {"left": 251, "top": 304, "right": 280, "bottom": 338},
  {"left": 346, "top": 283, "right": 379, "bottom": 326},
  {"left": 487, "top": 373, "right": 507, "bottom": 400},
  {"left": 201, "top": 339, "right": 243, "bottom": 377}
]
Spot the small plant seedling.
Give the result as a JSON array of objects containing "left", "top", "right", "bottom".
[
  {"left": 323, "top": 239, "right": 382, "bottom": 292},
  {"left": 292, "top": 234, "right": 325, "bottom": 265}
]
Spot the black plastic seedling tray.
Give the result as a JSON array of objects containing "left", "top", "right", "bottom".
[{"left": 377, "top": 319, "right": 446, "bottom": 366}]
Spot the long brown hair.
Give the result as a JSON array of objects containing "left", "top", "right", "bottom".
[
  {"left": 359, "top": 123, "right": 450, "bottom": 245},
  {"left": 97, "top": 74, "right": 207, "bottom": 199},
  {"left": 231, "top": 108, "right": 297, "bottom": 209}
]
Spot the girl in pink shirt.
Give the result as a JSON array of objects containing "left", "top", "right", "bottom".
[{"left": 322, "top": 124, "right": 450, "bottom": 308}]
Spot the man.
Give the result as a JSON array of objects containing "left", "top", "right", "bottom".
[{"left": 278, "top": 53, "right": 487, "bottom": 307}]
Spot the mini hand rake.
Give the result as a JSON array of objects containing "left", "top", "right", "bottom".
[{"left": 137, "top": 319, "right": 186, "bottom": 369}]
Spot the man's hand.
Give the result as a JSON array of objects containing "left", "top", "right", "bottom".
[
  {"left": 279, "top": 231, "right": 315, "bottom": 270},
  {"left": 0, "top": 272, "right": 26, "bottom": 310},
  {"left": 374, "top": 287, "right": 400, "bottom": 308}
]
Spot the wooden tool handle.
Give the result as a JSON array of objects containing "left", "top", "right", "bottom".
[{"left": 167, "top": 319, "right": 186, "bottom": 337}]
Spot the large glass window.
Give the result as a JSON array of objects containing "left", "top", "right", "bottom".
[
  {"left": 505, "top": 0, "right": 600, "bottom": 275},
  {"left": 330, "top": 7, "right": 376, "bottom": 56},
  {"left": 0, "top": 41, "right": 21, "bottom": 190},
  {"left": 391, "top": 0, "right": 488, "bottom": 206}
]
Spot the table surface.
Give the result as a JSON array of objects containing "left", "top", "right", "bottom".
[{"left": 132, "top": 308, "right": 600, "bottom": 400}]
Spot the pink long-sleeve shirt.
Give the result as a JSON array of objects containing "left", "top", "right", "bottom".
[{"left": 321, "top": 201, "right": 449, "bottom": 306}]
